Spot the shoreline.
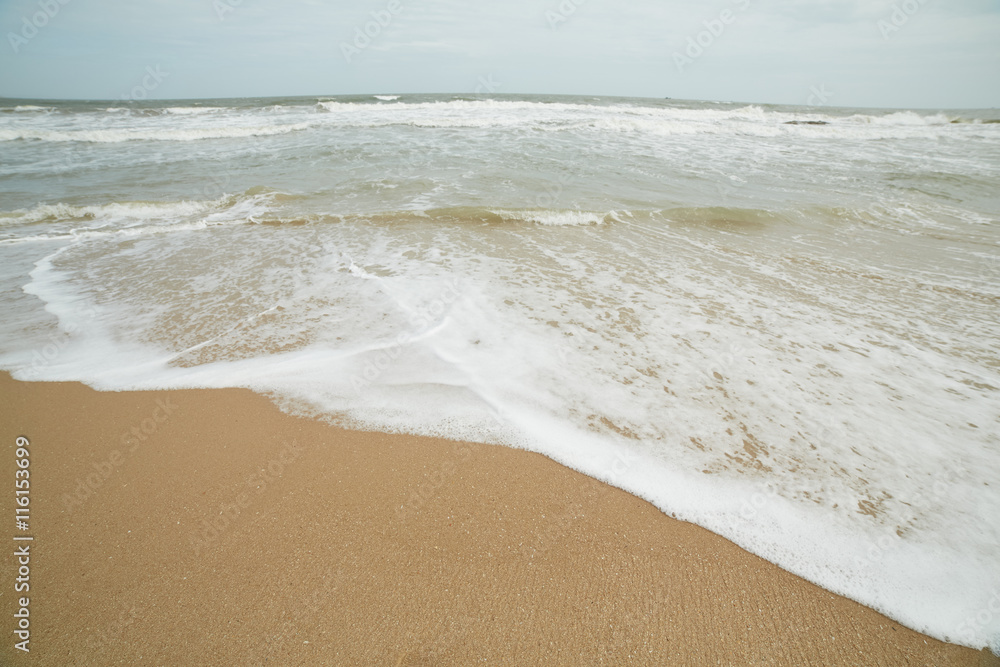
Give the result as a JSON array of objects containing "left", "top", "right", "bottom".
[{"left": 1, "top": 371, "right": 994, "bottom": 665}]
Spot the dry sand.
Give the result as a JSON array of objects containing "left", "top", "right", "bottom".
[{"left": 1, "top": 371, "right": 996, "bottom": 666}]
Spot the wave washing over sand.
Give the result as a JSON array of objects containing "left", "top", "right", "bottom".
[{"left": 0, "top": 94, "right": 998, "bottom": 654}]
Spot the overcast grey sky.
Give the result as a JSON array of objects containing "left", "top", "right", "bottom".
[{"left": 1, "top": 0, "right": 997, "bottom": 108}]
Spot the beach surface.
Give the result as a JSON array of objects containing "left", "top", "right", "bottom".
[{"left": 1, "top": 372, "right": 995, "bottom": 666}]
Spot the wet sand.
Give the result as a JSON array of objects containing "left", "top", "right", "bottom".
[{"left": 1, "top": 372, "right": 995, "bottom": 666}]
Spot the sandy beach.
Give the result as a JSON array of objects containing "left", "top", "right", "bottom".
[{"left": 0, "top": 371, "right": 993, "bottom": 666}]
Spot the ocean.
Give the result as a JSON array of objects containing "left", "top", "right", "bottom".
[{"left": 1, "top": 93, "right": 998, "bottom": 652}]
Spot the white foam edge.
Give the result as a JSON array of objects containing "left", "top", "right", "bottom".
[{"left": 11, "top": 311, "right": 997, "bottom": 653}]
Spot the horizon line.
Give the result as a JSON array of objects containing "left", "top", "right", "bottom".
[{"left": 1, "top": 92, "right": 997, "bottom": 113}]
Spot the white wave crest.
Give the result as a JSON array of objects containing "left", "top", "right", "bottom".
[
  {"left": 490, "top": 209, "right": 609, "bottom": 226},
  {"left": 0, "top": 187, "right": 283, "bottom": 227},
  {"left": 162, "top": 106, "right": 228, "bottom": 115},
  {"left": 0, "top": 123, "right": 310, "bottom": 143},
  {"left": 12, "top": 105, "right": 54, "bottom": 112},
  {"left": 0, "top": 199, "right": 217, "bottom": 226}
]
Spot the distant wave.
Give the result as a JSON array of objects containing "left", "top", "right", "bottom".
[
  {"left": 485, "top": 208, "right": 612, "bottom": 226},
  {"left": 0, "top": 105, "right": 55, "bottom": 114},
  {"left": 4, "top": 200, "right": 960, "bottom": 237},
  {"left": 0, "top": 200, "right": 215, "bottom": 226},
  {"left": 313, "top": 99, "right": 1000, "bottom": 138},
  {"left": 163, "top": 106, "right": 229, "bottom": 115},
  {"left": 0, "top": 122, "right": 310, "bottom": 143},
  {"left": 4, "top": 99, "right": 996, "bottom": 145},
  {"left": 0, "top": 190, "right": 286, "bottom": 241}
]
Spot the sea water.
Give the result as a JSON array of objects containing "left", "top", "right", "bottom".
[{"left": 1, "top": 94, "right": 998, "bottom": 652}]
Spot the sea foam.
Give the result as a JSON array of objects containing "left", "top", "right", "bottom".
[{"left": 1, "top": 94, "right": 997, "bottom": 654}]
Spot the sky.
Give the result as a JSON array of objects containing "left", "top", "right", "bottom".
[{"left": 0, "top": 0, "right": 998, "bottom": 109}]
